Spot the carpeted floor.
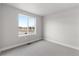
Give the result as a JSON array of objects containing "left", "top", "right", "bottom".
[{"left": 1, "top": 40, "right": 79, "bottom": 56}]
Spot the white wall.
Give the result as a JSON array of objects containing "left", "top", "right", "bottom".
[
  {"left": 0, "top": 4, "right": 3, "bottom": 49},
  {"left": 0, "top": 4, "right": 43, "bottom": 51},
  {"left": 43, "top": 6, "right": 79, "bottom": 50}
]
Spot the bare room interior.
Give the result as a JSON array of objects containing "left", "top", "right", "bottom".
[{"left": 0, "top": 3, "right": 79, "bottom": 56}]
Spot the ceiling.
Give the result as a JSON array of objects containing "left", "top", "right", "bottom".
[{"left": 7, "top": 3, "right": 79, "bottom": 16}]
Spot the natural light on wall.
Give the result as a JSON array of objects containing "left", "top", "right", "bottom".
[{"left": 18, "top": 14, "right": 36, "bottom": 36}]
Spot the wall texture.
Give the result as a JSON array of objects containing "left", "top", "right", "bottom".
[
  {"left": 43, "top": 6, "right": 79, "bottom": 50},
  {"left": 0, "top": 4, "right": 43, "bottom": 51}
]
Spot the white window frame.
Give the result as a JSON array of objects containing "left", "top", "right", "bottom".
[{"left": 18, "top": 14, "right": 36, "bottom": 37}]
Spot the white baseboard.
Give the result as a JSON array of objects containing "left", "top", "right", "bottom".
[
  {"left": 0, "top": 41, "right": 28, "bottom": 52},
  {"left": 44, "top": 37, "right": 79, "bottom": 51},
  {"left": 0, "top": 39, "right": 41, "bottom": 52}
]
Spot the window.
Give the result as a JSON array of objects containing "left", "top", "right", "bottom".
[{"left": 18, "top": 14, "right": 36, "bottom": 36}]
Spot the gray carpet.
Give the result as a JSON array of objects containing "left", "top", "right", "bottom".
[{"left": 1, "top": 40, "right": 79, "bottom": 56}]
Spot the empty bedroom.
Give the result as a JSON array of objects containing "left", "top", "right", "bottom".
[{"left": 0, "top": 3, "right": 79, "bottom": 56}]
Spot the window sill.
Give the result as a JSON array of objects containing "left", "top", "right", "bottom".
[{"left": 18, "top": 33, "right": 36, "bottom": 37}]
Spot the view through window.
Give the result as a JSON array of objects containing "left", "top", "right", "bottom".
[{"left": 18, "top": 14, "right": 36, "bottom": 36}]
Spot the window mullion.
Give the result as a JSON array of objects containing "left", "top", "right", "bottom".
[{"left": 27, "top": 16, "right": 29, "bottom": 34}]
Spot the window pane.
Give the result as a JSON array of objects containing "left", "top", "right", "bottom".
[
  {"left": 28, "top": 17, "right": 36, "bottom": 34},
  {"left": 18, "top": 14, "right": 28, "bottom": 35}
]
